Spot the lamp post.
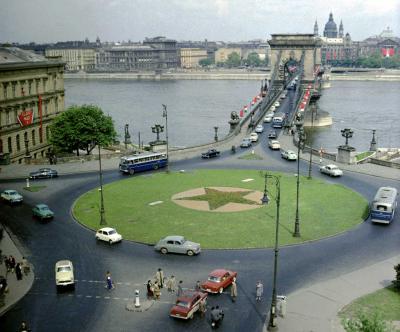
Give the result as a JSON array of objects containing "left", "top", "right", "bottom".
[
  {"left": 307, "top": 106, "right": 315, "bottom": 179},
  {"left": 293, "top": 117, "right": 305, "bottom": 238},
  {"left": 214, "top": 126, "right": 219, "bottom": 142},
  {"left": 162, "top": 104, "right": 169, "bottom": 171},
  {"left": 341, "top": 128, "right": 354, "bottom": 146},
  {"left": 98, "top": 143, "right": 106, "bottom": 225},
  {"left": 124, "top": 124, "right": 131, "bottom": 150},
  {"left": 151, "top": 124, "right": 164, "bottom": 142},
  {"left": 261, "top": 172, "right": 281, "bottom": 331}
]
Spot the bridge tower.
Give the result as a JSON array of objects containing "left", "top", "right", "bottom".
[{"left": 268, "top": 34, "right": 321, "bottom": 84}]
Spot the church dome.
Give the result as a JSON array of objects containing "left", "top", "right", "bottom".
[{"left": 323, "top": 13, "right": 338, "bottom": 38}]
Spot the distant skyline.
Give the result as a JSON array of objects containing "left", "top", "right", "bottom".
[{"left": 1, "top": 0, "right": 399, "bottom": 44}]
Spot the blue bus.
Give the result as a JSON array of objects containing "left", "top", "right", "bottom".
[
  {"left": 119, "top": 152, "right": 168, "bottom": 175},
  {"left": 370, "top": 187, "right": 398, "bottom": 224}
]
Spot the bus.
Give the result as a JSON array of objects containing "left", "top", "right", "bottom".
[
  {"left": 370, "top": 186, "right": 398, "bottom": 224},
  {"left": 272, "top": 112, "right": 286, "bottom": 128},
  {"left": 119, "top": 152, "right": 168, "bottom": 175}
]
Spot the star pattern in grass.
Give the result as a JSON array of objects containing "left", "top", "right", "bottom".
[{"left": 178, "top": 188, "right": 258, "bottom": 210}]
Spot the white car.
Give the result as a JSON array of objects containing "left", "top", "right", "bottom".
[
  {"left": 320, "top": 164, "right": 343, "bottom": 177},
  {"left": 55, "top": 260, "right": 75, "bottom": 290},
  {"left": 281, "top": 150, "right": 297, "bottom": 160},
  {"left": 96, "top": 227, "right": 123, "bottom": 244},
  {"left": 255, "top": 124, "right": 264, "bottom": 133},
  {"left": 280, "top": 93, "right": 286, "bottom": 99},
  {"left": 249, "top": 132, "right": 259, "bottom": 142},
  {"left": 274, "top": 101, "right": 280, "bottom": 107},
  {"left": 264, "top": 112, "right": 274, "bottom": 123},
  {"left": 268, "top": 140, "right": 281, "bottom": 150},
  {"left": 1, "top": 190, "right": 23, "bottom": 204},
  {"left": 270, "top": 106, "right": 276, "bottom": 112}
]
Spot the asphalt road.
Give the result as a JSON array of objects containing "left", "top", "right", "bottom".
[{"left": 0, "top": 92, "right": 399, "bottom": 332}]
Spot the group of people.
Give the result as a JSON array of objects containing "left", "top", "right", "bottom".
[
  {"left": 3, "top": 254, "right": 30, "bottom": 281},
  {"left": 146, "top": 268, "right": 185, "bottom": 300}
]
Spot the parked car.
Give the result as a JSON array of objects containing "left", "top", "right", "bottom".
[
  {"left": 201, "top": 149, "right": 220, "bottom": 159},
  {"left": 32, "top": 204, "right": 54, "bottom": 220},
  {"left": 95, "top": 227, "right": 123, "bottom": 244},
  {"left": 55, "top": 260, "right": 75, "bottom": 290},
  {"left": 268, "top": 130, "right": 277, "bottom": 139},
  {"left": 240, "top": 138, "right": 252, "bottom": 148},
  {"left": 281, "top": 149, "right": 297, "bottom": 161},
  {"left": 255, "top": 124, "right": 264, "bottom": 133},
  {"left": 154, "top": 235, "right": 201, "bottom": 256},
  {"left": 249, "top": 132, "right": 259, "bottom": 142},
  {"left": 200, "top": 269, "right": 237, "bottom": 294},
  {"left": 170, "top": 290, "right": 207, "bottom": 320},
  {"left": 1, "top": 190, "right": 23, "bottom": 204},
  {"left": 274, "top": 101, "right": 280, "bottom": 107},
  {"left": 29, "top": 168, "right": 58, "bottom": 179},
  {"left": 320, "top": 164, "right": 343, "bottom": 177},
  {"left": 268, "top": 140, "right": 281, "bottom": 150}
]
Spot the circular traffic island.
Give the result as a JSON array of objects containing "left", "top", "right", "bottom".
[{"left": 72, "top": 169, "right": 369, "bottom": 249}]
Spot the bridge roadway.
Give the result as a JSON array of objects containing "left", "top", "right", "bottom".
[{"left": 0, "top": 91, "right": 399, "bottom": 332}]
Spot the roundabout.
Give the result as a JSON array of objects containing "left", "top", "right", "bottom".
[{"left": 73, "top": 169, "right": 369, "bottom": 249}]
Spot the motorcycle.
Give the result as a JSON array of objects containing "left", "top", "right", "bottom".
[{"left": 211, "top": 307, "right": 224, "bottom": 328}]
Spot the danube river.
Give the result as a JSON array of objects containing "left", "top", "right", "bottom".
[{"left": 64, "top": 79, "right": 400, "bottom": 152}]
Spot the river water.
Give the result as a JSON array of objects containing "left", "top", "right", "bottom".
[{"left": 64, "top": 79, "right": 399, "bottom": 152}]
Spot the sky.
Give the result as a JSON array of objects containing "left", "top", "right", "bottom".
[{"left": 1, "top": 0, "right": 399, "bottom": 44}]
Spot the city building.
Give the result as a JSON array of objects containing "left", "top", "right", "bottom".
[
  {"left": 179, "top": 48, "right": 208, "bottom": 68},
  {"left": 0, "top": 47, "right": 65, "bottom": 164},
  {"left": 215, "top": 47, "right": 243, "bottom": 63},
  {"left": 358, "top": 27, "right": 400, "bottom": 57},
  {"left": 143, "top": 36, "right": 178, "bottom": 69}
]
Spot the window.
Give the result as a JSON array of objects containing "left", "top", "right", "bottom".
[
  {"left": 28, "top": 81, "right": 32, "bottom": 95},
  {"left": 7, "top": 137, "right": 12, "bottom": 153},
  {"left": 3, "top": 83, "right": 7, "bottom": 99},
  {"left": 0, "top": 139, "right": 3, "bottom": 153},
  {"left": 36, "top": 80, "right": 40, "bottom": 94},
  {"left": 12, "top": 83, "right": 16, "bottom": 97},
  {"left": 16, "top": 134, "right": 21, "bottom": 151},
  {"left": 39, "top": 127, "right": 43, "bottom": 143},
  {"left": 32, "top": 129, "right": 36, "bottom": 146}
]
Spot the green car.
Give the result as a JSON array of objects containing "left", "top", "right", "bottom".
[{"left": 32, "top": 204, "right": 54, "bottom": 220}]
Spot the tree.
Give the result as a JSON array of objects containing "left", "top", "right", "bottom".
[
  {"left": 343, "top": 311, "right": 393, "bottom": 332},
  {"left": 393, "top": 263, "right": 400, "bottom": 291},
  {"left": 199, "top": 58, "right": 213, "bottom": 67},
  {"left": 50, "top": 105, "right": 116, "bottom": 156},
  {"left": 226, "top": 52, "right": 241, "bottom": 67},
  {"left": 246, "top": 52, "right": 261, "bottom": 67}
]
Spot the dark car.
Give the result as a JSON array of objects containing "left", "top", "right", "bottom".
[
  {"left": 268, "top": 130, "right": 277, "bottom": 139},
  {"left": 201, "top": 149, "right": 220, "bottom": 159},
  {"left": 32, "top": 204, "right": 54, "bottom": 220},
  {"left": 29, "top": 168, "right": 58, "bottom": 179}
]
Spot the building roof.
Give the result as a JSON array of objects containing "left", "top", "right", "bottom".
[{"left": 0, "top": 47, "right": 64, "bottom": 70}]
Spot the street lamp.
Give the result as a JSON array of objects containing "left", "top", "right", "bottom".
[
  {"left": 261, "top": 172, "right": 281, "bottom": 331},
  {"left": 151, "top": 124, "right": 164, "bottom": 142},
  {"left": 307, "top": 106, "right": 315, "bottom": 179},
  {"left": 98, "top": 143, "right": 106, "bottom": 225},
  {"left": 293, "top": 116, "right": 306, "bottom": 238},
  {"left": 162, "top": 104, "right": 169, "bottom": 171},
  {"left": 214, "top": 126, "right": 219, "bottom": 142},
  {"left": 124, "top": 124, "right": 131, "bottom": 150},
  {"left": 341, "top": 128, "right": 354, "bottom": 146}
]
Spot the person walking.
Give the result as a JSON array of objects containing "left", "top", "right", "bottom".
[
  {"left": 105, "top": 271, "right": 114, "bottom": 290},
  {"left": 146, "top": 280, "right": 154, "bottom": 299},
  {"left": 153, "top": 281, "right": 161, "bottom": 300},
  {"left": 155, "top": 268, "right": 164, "bottom": 288},
  {"left": 199, "top": 299, "right": 206, "bottom": 318},
  {"left": 177, "top": 280, "right": 183, "bottom": 296},
  {"left": 230, "top": 279, "right": 237, "bottom": 302},
  {"left": 166, "top": 275, "right": 176, "bottom": 292},
  {"left": 15, "top": 263, "right": 23, "bottom": 280},
  {"left": 195, "top": 280, "right": 201, "bottom": 291},
  {"left": 256, "top": 280, "right": 263, "bottom": 301},
  {"left": 21, "top": 257, "right": 30, "bottom": 275}
]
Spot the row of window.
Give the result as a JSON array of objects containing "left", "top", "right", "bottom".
[
  {"left": 1, "top": 76, "right": 58, "bottom": 101},
  {"left": 0, "top": 126, "right": 50, "bottom": 154}
]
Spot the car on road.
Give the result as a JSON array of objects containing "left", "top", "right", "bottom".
[
  {"left": 280, "top": 93, "right": 286, "bottom": 99},
  {"left": 169, "top": 290, "right": 207, "bottom": 320},
  {"left": 249, "top": 132, "right": 259, "bottom": 142},
  {"left": 201, "top": 149, "right": 220, "bottom": 159},
  {"left": 32, "top": 203, "right": 54, "bottom": 220},
  {"left": 274, "top": 101, "right": 280, "bottom": 107},
  {"left": 55, "top": 260, "right": 75, "bottom": 290},
  {"left": 1, "top": 190, "right": 23, "bottom": 204},
  {"left": 95, "top": 227, "right": 123, "bottom": 244},
  {"left": 268, "top": 140, "right": 281, "bottom": 150},
  {"left": 255, "top": 124, "right": 264, "bottom": 133},
  {"left": 268, "top": 130, "right": 277, "bottom": 139},
  {"left": 200, "top": 269, "right": 237, "bottom": 294},
  {"left": 320, "top": 164, "right": 343, "bottom": 177},
  {"left": 154, "top": 235, "right": 201, "bottom": 256},
  {"left": 270, "top": 106, "right": 276, "bottom": 112},
  {"left": 29, "top": 168, "right": 58, "bottom": 179},
  {"left": 240, "top": 138, "right": 252, "bottom": 148},
  {"left": 281, "top": 149, "right": 297, "bottom": 161}
]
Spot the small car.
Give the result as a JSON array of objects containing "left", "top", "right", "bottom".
[
  {"left": 29, "top": 168, "right": 58, "bottom": 179},
  {"left": 280, "top": 93, "right": 286, "bottom": 99},
  {"left": 1, "top": 190, "right": 23, "bottom": 204},
  {"left": 268, "top": 130, "right": 277, "bottom": 139},
  {"left": 201, "top": 149, "right": 220, "bottom": 159},
  {"left": 263, "top": 112, "right": 274, "bottom": 123},
  {"left": 274, "top": 101, "right": 280, "bottom": 107},
  {"left": 169, "top": 290, "right": 207, "bottom": 320},
  {"left": 200, "top": 269, "right": 237, "bottom": 294},
  {"left": 32, "top": 204, "right": 54, "bottom": 220},
  {"left": 240, "top": 138, "right": 252, "bottom": 148},
  {"left": 281, "top": 149, "right": 298, "bottom": 161},
  {"left": 270, "top": 106, "right": 276, "bottom": 112},
  {"left": 268, "top": 140, "right": 281, "bottom": 150},
  {"left": 96, "top": 227, "right": 123, "bottom": 244},
  {"left": 55, "top": 260, "right": 75, "bottom": 290},
  {"left": 154, "top": 235, "right": 201, "bottom": 256},
  {"left": 320, "top": 164, "right": 343, "bottom": 177},
  {"left": 255, "top": 125, "right": 264, "bottom": 133},
  {"left": 249, "top": 133, "right": 259, "bottom": 142}
]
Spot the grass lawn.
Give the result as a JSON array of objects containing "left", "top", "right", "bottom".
[
  {"left": 356, "top": 151, "right": 374, "bottom": 161},
  {"left": 339, "top": 285, "right": 400, "bottom": 322},
  {"left": 73, "top": 169, "right": 369, "bottom": 249},
  {"left": 238, "top": 153, "right": 263, "bottom": 160},
  {"left": 23, "top": 186, "right": 47, "bottom": 192}
]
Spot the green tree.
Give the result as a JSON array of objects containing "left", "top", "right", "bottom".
[
  {"left": 247, "top": 52, "right": 261, "bottom": 67},
  {"left": 50, "top": 105, "right": 116, "bottom": 156},
  {"left": 226, "top": 52, "right": 241, "bottom": 67},
  {"left": 343, "top": 311, "right": 393, "bottom": 332},
  {"left": 394, "top": 263, "right": 400, "bottom": 291},
  {"left": 199, "top": 58, "right": 213, "bottom": 67}
]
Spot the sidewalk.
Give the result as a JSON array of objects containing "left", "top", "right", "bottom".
[
  {"left": 0, "top": 226, "right": 34, "bottom": 316},
  {"left": 267, "top": 254, "right": 400, "bottom": 332}
]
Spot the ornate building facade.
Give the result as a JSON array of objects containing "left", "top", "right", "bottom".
[{"left": 0, "top": 48, "right": 65, "bottom": 164}]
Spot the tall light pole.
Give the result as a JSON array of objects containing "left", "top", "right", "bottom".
[
  {"left": 307, "top": 106, "right": 315, "bottom": 179},
  {"left": 162, "top": 104, "right": 169, "bottom": 172},
  {"left": 293, "top": 117, "right": 305, "bottom": 238},
  {"left": 261, "top": 172, "right": 281, "bottom": 331},
  {"left": 98, "top": 143, "right": 106, "bottom": 225}
]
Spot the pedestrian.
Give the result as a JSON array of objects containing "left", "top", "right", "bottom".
[
  {"left": 21, "top": 257, "right": 30, "bottom": 275},
  {"left": 195, "top": 280, "right": 201, "bottom": 291},
  {"left": 18, "top": 321, "right": 31, "bottom": 332},
  {"left": 153, "top": 281, "right": 161, "bottom": 300},
  {"left": 155, "top": 268, "right": 164, "bottom": 288},
  {"left": 230, "top": 279, "right": 237, "bottom": 302},
  {"left": 177, "top": 280, "right": 183, "bottom": 296},
  {"left": 256, "top": 280, "right": 263, "bottom": 301},
  {"left": 199, "top": 300, "right": 206, "bottom": 318},
  {"left": 146, "top": 280, "right": 154, "bottom": 299},
  {"left": 166, "top": 275, "right": 176, "bottom": 292},
  {"left": 105, "top": 271, "right": 114, "bottom": 290},
  {"left": 8, "top": 255, "right": 16, "bottom": 273},
  {"left": 15, "top": 263, "right": 23, "bottom": 280}
]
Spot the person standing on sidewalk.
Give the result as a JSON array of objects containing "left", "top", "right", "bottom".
[
  {"left": 155, "top": 268, "right": 164, "bottom": 288},
  {"left": 15, "top": 263, "right": 23, "bottom": 280},
  {"left": 230, "top": 279, "right": 237, "bottom": 302},
  {"left": 256, "top": 280, "right": 263, "bottom": 301}
]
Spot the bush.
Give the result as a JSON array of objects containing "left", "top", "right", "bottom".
[
  {"left": 393, "top": 263, "right": 400, "bottom": 291},
  {"left": 343, "top": 311, "right": 393, "bottom": 332}
]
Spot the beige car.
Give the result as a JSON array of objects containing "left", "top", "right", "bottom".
[{"left": 55, "top": 260, "right": 75, "bottom": 290}]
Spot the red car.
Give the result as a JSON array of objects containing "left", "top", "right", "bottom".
[
  {"left": 200, "top": 269, "right": 237, "bottom": 294},
  {"left": 169, "top": 290, "right": 207, "bottom": 320}
]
